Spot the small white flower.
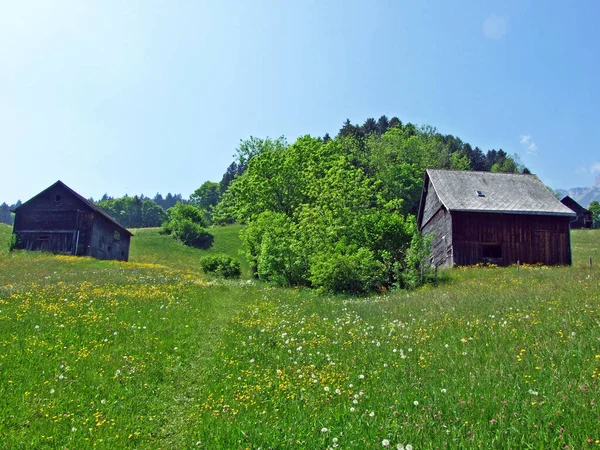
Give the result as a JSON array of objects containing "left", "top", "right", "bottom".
[
  {"left": 350, "top": 407, "right": 355, "bottom": 412},
  {"left": 335, "top": 389, "right": 341, "bottom": 394},
  {"left": 441, "top": 388, "right": 447, "bottom": 393},
  {"left": 324, "top": 386, "right": 330, "bottom": 392},
  {"left": 332, "top": 438, "right": 338, "bottom": 444},
  {"left": 413, "top": 400, "right": 419, "bottom": 406},
  {"left": 101, "top": 399, "right": 106, "bottom": 404},
  {"left": 115, "top": 369, "right": 121, "bottom": 376},
  {"left": 34, "top": 325, "right": 40, "bottom": 329},
  {"left": 406, "top": 445, "right": 413, "bottom": 450},
  {"left": 397, "top": 445, "right": 404, "bottom": 450},
  {"left": 174, "top": 347, "right": 178, "bottom": 351},
  {"left": 71, "top": 427, "right": 77, "bottom": 432},
  {"left": 250, "top": 359, "right": 255, "bottom": 363},
  {"left": 50, "top": 389, "right": 55, "bottom": 394},
  {"left": 321, "top": 427, "right": 329, "bottom": 433},
  {"left": 359, "top": 374, "right": 365, "bottom": 379},
  {"left": 369, "top": 411, "right": 375, "bottom": 417},
  {"left": 382, "top": 439, "right": 390, "bottom": 447}
]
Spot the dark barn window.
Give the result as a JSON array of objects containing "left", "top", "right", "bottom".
[
  {"left": 55, "top": 194, "right": 61, "bottom": 202},
  {"left": 482, "top": 244, "right": 502, "bottom": 259}
]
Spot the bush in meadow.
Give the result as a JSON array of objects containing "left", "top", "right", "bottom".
[{"left": 199, "top": 253, "right": 241, "bottom": 278}]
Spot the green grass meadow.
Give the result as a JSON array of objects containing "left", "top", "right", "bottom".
[{"left": 0, "top": 223, "right": 599, "bottom": 449}]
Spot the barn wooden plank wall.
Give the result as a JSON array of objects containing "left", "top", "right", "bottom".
[{"left": 452, "top": 212, "right": 572, "bottom": 266}]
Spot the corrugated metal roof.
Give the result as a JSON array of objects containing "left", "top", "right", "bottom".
[{"left": 426, "top": 169, "right": 575, "bottom": 216}]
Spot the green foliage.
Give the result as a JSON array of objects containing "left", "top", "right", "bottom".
[
  {"left": 233, "top": 136, "right": 421, "bottom": 293},
  {"left": 141, "top": 200, "right": 168, "bottom": 227},
  {"left": 97, "top": 197, "right": 168, "bottom": 228},
  {"left": 589, "top": 200, "right": 600, "bottom": 228},
  {"left": 309, "top": 247, "right": 384, "bottom": 294},
  {"left": 7, "top": 232, "right": 20, "bottom": 252},
  {"left": 189, "top": 181, "right": 221, "bottom": 223},
  {"left": 169, "top": 219, "right": 213, "bottom": 249},
  {"left": 199, "top": 253, "right": 241, "bottom": 278},
  {"left": 160, "top": 203, "right": 213, "bottom": 249},
  {"left": 166, "top": 202, "right": 207, "bottom": 227},
  {"left": 401, "top": 220, "right": 435, "bottom": 289}
]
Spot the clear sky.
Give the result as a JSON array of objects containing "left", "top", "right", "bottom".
[{"left": 2, "top": 0, "right": 599, "bottom": 204}]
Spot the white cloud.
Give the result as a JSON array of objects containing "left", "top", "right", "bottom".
[
  {"left": 590, "top": 162, "right": 600, "bottom": 174},
  {"left": 520, "top": 135, "right": 531, "bottom": 144},
  {"left": 483, "top": 14, "right": 508, "bottom": 40},
  {"left": 519, "top": 134, "right": 538, "bottom": 154}
]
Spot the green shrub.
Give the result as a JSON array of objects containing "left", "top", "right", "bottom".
[
  {"left": 170, "top": 219, "right": 214, "bottom": 249},
  {"left": 199, "top": 254, "right": 241, "bottom": 278},
  {"left": 309, "top": 247, "right": 385, "bottom": 295},
  {"left": 8, "top": 233, "right": 21, "bottom": 252}
]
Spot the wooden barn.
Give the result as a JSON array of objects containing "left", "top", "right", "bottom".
[
  {"left": 560, "top": 196, "right": 593, "bottom": 229},
  {"left": 12, "top": 181, "right": 132, "bottom": 261},
  {"left": 417, "top": 169, "right": 576, "bottom": 267}
]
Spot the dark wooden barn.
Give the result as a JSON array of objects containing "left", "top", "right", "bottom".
[
  {"left": 12, "top": 181, "right": 132, "bottom": 261},
  {"left": 417, "top": 169, "right": 576, "bottom": 267},
  {"left": 560, "top": 196, "right": 593, "bottom": 229}
]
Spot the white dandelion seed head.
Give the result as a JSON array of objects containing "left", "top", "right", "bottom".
[
  {"left": 321, "top": 427, "right": 329, "bottom": 433},
  {"left": 382, "top": 439, "right": 390, "bottom": 447},
  {"left": 369, "top": 411, "right": 375, "bottom": 417},
  {"left": 413, "top": 400, "right": 419, "bottom": 406}
]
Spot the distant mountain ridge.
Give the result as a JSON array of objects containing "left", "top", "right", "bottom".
[{"left": 556, "top": 175, "right": 600, "bottom": 208}]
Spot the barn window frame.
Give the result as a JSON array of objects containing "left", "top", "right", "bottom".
[{"left": 54, "top": 194, "right": 62, "bottom": 202}]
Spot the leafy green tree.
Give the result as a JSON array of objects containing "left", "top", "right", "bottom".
[
  {"left": 589, "top": 201, "right": 600, "bottom": 228},
  {"left": 141, "top": 200, "right": 168, "bottom": 227},
  {"left": 189, "top": 181, "right": 221, "bottom": 213},
  {"left": 165, "top": 202, "right": 206, "bottom": 227}
]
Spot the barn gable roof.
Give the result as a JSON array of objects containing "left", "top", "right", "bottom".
[
  {"left": 418, "top": 169, "right": 575, "bottom": 225},
  {"left": 560, "top": 195, "right": 590, "bottom": 214},
  {"left": 13, "top": 180, "right": 133, "bottom": 236}
]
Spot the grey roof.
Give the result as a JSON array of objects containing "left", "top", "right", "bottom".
[{"left": 425, "top": 169, "right": 575, "bottom": 217}]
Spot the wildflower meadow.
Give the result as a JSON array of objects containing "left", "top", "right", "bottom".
[{"left": 0, "top": 224, "right": 598, "bottom": 449}]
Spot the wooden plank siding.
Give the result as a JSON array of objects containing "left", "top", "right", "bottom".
[
  {"left": 451, "top": 212, "right": 572, "bottom": 266},
  {"left": 12, "top": 181, "right": 131, "bottom": 261}
]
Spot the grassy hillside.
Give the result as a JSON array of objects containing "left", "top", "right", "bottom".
[
  {"left": 0, "top": 224, "right": 599, "bottom": 448},
  {"left": 128, "top": 225, "right": 250, "bottom": 275}
]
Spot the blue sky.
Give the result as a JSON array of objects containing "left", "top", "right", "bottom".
[{"left": 1, "top": 0, "right": 599, "bottom": 204}]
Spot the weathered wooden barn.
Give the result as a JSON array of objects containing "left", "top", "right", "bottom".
[
  {"left": 417, "top": 169, "right": 576, "bottom": 267},
  {"left": 12, "top": 181, "right": 132, "bottom": 261},
  {"left": 560, "top": 196, "right": 593, "bottom": 229}
]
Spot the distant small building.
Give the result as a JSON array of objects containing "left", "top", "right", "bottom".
[
  {"left": 417, "top": 169, "right": 576, "bottom": 267},
  {"left": 12, "top": 181, "right": 132, "bottom": 261},
  {"left": 560, "top": 196, "right": 593, "bottom": 229}
]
